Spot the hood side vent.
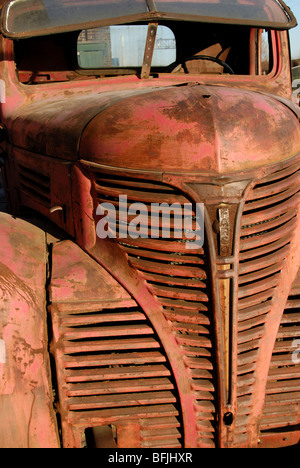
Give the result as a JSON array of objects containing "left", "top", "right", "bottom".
[
  {"left": 17, "top": 162, "right": 51, "bottom": 208},
  {"left": 51, "top": 304, "right": 183, "bottom": 448}
]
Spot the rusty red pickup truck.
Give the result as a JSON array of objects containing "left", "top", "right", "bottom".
[{"left": 0, "top": 0, "right": 300, "bottom": 449}]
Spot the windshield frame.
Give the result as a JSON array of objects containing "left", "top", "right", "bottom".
[{"left": 0, "top": 0, "right": 297, "bottom": 39}]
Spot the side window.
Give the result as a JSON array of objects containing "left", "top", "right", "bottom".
[
  {"left": 77, "top": 25, "right": 176, "bottom": 69},
  {"left": 260, "top": 29, "right": 272, "bottom": 75}
]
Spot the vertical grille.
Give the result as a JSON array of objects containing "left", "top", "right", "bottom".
[
  {"left": 88, "top": 159, "right": 300, "bottom": 448},
  {"left": 51, "top": 305, "right": 182, "bottom": 448},
  {"left": 235, "top": 161, "right": 300, "bottom": 443},
  {"left": 92, "top": 172, "right": 217, "bottom": 448},
  {"left": 260, "top": 276, "right": 300, "bottom": 437}
]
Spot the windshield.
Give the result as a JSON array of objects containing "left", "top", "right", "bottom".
[
  {"left": 74, "top": 22, "right": 274, "bottom": 77},
  {"left": 78, "top": 25, "right": 176, "bottom": 69},
  {"left": 1, "top": 0, "right": 296, "bottom": 38}
]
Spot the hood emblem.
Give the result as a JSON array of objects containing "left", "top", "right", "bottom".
[{"left": 218, "top": 206, "right": 231, "bottom": 257}]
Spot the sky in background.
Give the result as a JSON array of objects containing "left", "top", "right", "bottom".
[{"left": 287, "top": 0, "right": 300, "bottom": 58}]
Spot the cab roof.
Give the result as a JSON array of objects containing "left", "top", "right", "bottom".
[{"left": 1, "top": 0, "right": 297, "bottom": 38}]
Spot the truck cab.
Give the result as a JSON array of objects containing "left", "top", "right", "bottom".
[{"left": 0, "top": 0, "right": 300, "bottom": 449}]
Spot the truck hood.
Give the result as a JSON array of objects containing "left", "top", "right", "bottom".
[
  {"left": 80, "top": 83, "right": 300, "bottom": 173},
  {"left": 9, "top": 87, "right": 156, "bottom": 160},
  {"left": 10, "top": 83, "right": 300, "bottom": 173}
]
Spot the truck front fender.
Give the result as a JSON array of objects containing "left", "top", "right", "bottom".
[{"left": 0, "top": 213, "right": 59, "bottom": 448}]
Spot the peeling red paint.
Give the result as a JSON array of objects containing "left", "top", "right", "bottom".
[
  {"left": 0, "top": 214, "right": 59, "bottom": 448},
  {"left": 0, "top": 0, "right": 300, "bottom": 449}
]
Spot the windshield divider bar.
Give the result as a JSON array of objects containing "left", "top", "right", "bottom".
[{"left": 141, "top": 22, "right": 158, "bottom": 79}]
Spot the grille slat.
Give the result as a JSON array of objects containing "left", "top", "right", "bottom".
[
  {"left": 142, "top": 271, "right": 207, "bottom": 288},
  {"left": 240, "top": 216, "right": 297, "bottom": 250},
  {"left": 243, "top": 184, "right": 300, "bottom": 212},
  {"left": 63, "top": 337, "right": 160, "bottom": 354},
  {"left": 241, "top": 209, "right": 297, "bottom": 237},
  {"left": 65, "top": 364, "right": 172, "bottom": 383},
  {"left": 163, "top": 308, "right": 210, "bottom": 325},
  {"left": 239, "top": 234, "right": 292, "bottom": 261},
  {"left": 68, "top": 391, "right": 177, "bottom": 411},
  {"left": 62, "top": 323, "right": 154, "bottom": 340},
  {"left": 66, "top": 378, "right": 174, "bottom": 397},
  {"left": 124, "top": 245, "right": 203, "bottom": 264},
  {"left": 247, "top": 169, "right": 300, "bottom": 201},
  {"left": 129, "top": 256, "right": 206, "bottom": 278},
  {"left": 63, "top": 351, "right": 167, "bottom": 368},
  {"left": 239, "top": 245, "right": 290, "bottom": 275},
  {"left": 94, "top": 181, "right": 187, "bottom": 204},
  {"left": 69, "top": 404, "right": 180, "bottom": 426}
]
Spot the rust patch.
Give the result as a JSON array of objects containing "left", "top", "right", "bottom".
[{"left": 13, "top": 336, "right": 35, "bottom": 379}]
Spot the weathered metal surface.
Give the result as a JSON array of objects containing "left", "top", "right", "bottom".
[
  {"left": 8, "top": 83, "right": 299, "bottom": 168},
  {"left": 49, "top": 239, "right": 136, "bottom": 306},
  {"left": 8, "top": 88, "right": 159, "bottom": 160},
  {"left": 80, "top": 84, "right": 300, "bottom": 173},
  {"left": 0, "top": 0, "right": 299, "bottom": 449},
  {"left": 0, "top": 213, "right": 59, "bottom": 448}
]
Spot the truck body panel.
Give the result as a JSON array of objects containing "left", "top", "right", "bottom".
[{"left": 0, "top": 0, "right": 300, "bottom": 448}]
